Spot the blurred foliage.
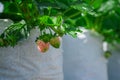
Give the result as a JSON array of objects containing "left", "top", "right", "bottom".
[
  {"left": 0, "top": 0, "right": 120, "bottom": 47},
  {"left": 104, "top": 51, "right": 112, "bottom": 59}
]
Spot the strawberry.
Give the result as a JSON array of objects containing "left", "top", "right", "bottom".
[
  {"left": 104, "top": 51, "right": 112, "bottom": 59},
  {"left": 36, "top": 40, "right": 50, "bottom": 53},
  {"left": 0, "top": 38, "right": 4, "bottom": 46},
  {"left": 50, "top": 37, "right": 61, "bottom": 48}
]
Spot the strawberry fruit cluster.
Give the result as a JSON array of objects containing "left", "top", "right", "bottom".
[{"left": 36, "top": 36, "right": 60, "bottom": 53}]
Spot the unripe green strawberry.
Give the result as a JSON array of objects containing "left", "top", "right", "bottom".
[
  {"left": 104, "top": 51, "right": 112, "bottom": 59},
  {"left": 36, "top": 40, "right": 49, "bottom": 53},
  {"left": 50, "top": 37, "right": 60, "bottom": 48},
  {"left": 0, "top": 38, "right": 4, "bottom": 46}
]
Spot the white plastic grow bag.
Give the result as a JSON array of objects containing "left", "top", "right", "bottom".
[
  {"left": 62, "top": 29, "right": 108, "bottom": 80},
  {"left": 0, "top": 19, "right": 63, "bottom": 80},
  {"left": 108, "top": 44, "right": 120, "bottom": 80}
]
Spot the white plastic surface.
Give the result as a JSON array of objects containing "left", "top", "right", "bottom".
[
  {"left": 62, "top": 30, "right": 108, "bottom": 80},
  {"left": 0, "top": 19, "right": 63, "bottom": 80}
]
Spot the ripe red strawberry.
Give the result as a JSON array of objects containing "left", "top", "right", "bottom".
[
  {"left": 36, "top": 40, "right": 50, "bottom": 53},
  {"left": 50, "top": 37, "right": 61, "bottom": 48}
]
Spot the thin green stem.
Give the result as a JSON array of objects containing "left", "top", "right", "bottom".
[
  {"left": 63, "top": 8, "right": 72, "bottom": 15},
  {"left": 49, "top": 26, "right": 59, "bottom": 34},
  {"left": 68, "top": 12, "right": 81, "bottom": 18},
  {"left": 83, "top": 16, "right": 90, "bottom": 28}
]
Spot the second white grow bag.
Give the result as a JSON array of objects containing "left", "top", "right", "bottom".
[
  {"left": 108, "top": 45, "right": 120, "bottom": 80},
  {"left": 62, "top": 29, "right": 108, "bottom": 80}
]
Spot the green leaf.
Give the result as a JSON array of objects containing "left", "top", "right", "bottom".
[
  {"left": 56, "top": 0, "right": 79, "bottom": 7},
  {"left": 3, "top": 2, "right": 20, "bottom": 13},
  {"left": 71, "top": 3, "right": 92, "bottom": 12},
  {"left": 68, "top": 31, "right": 77, "bottom": 38},
  {"left": 83, "top": 0, "right": 104, "bottom": 9},
  {"left": 39, "top": 16, "right": 54, "bottom": 26},
  {"left": 56, "top": 16, "right": 63, "bottom": 25},
  {"left": 71, "top": 3, "right": 97, "bottom": 16},
  {"left": 91, "top": 0, "right": 103, "bottom": 9},
  {"left": 98, "top": 0, "right": 116, "bottom": 14},
  {"left": 55, "top": 0, "right": 69, "bottom": 9},
  {"left": 75, "top": 17, "right": 86, "bottom": 27}
]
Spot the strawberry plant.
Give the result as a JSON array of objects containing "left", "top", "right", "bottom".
[{"left": 0, "top": 0, "right": 120, "bottom": 52}]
